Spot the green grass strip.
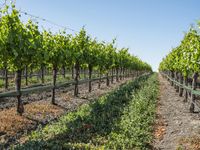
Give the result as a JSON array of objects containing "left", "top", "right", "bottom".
[
  {"left": 13, "top": 73, "right": 158, "bottom": 150},
  {"left": 106, "top": 73, "right": 159, "bottom": 150}
]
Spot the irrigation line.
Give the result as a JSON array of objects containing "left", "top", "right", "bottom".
[{"left": 0, "top": 74, "right": 133, "bottom": 98}]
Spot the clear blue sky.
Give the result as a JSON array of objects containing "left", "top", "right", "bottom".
[{"left": 13, "top": 0, "right": 200, "bottom": 71}]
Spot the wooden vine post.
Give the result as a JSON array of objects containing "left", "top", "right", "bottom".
[
  {"left": 170, "top": 71, "right": 174, "bottom": 86},
  {"left": 4, "top": 67, "right": 8, "bottom": 90},
  {"left": 98, "top": 69, "right": 102, "bottom": 89},
  {"left": 74, "top": 62, "right": 80, "bottom": 96},
  {"left": 52, "top": 67, "right": 57, "bottom": 105},
  {"left": 88, "top": 64, "right": 92, "bottom": 92},
  {"left": 189, "top": 72, "right": 198, "bottom": 113},
  {"left": 15, "top": 70, "right": 24, "bottom": 115},
  {"left": 179, "top": 73, "right": 184, "bottom": 97},
  {"left": 116, "top": 68, "right": 119, "bottom": 82},
  {"left": 183, "top": 76, "right": 188, "bottom": 102},
  {"left": 111, "top": 68, "right": 114, "bottom": 84},
  {"left": 71, "top": 65, "right": 74, "bottom": 79},
  {"left": 175, "top": 72, "right": 179, "bottom": 92},
  {"left": 106, "top": 72, "right": 110, "bottom": 86},
  {"left": 41, "top": 65, "right": 45, "bottom": 84},
  {"left": 25, "top": 65, "right": 28, "bottom": 86}
]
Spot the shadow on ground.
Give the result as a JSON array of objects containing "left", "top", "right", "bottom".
[{"left": 15, "top": 75, "right": 150, "bottom": 150}]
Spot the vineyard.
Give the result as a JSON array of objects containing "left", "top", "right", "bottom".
[
  {"left": 14, "top": 74, "right": 158, "bottom": 149},
  {"left": 0, "top": 4, "right": 151, "bottom": 115},
  {"left": 0, "top": 3, "right": 154, "bottom": 149},
  {"left": 158, "top": 22, "right": 200, "bottom": 149},
  {"left": 0, "top": 1, "right": 200, "bottom": 150},
  {"left": 159, "top": 22, "right": 200, "bottom": 113}
]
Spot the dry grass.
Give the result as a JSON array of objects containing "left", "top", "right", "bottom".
[
  {"left": 0, "top": 107, "right": 34, "bottom": 136},
  {"left": 179, "top": 136, "right": 200, "bottom": 150},
  {"left": 153, "top": 106, "right": 166, "bottom": 141},
  {"left": 0, "top": 78, "right": 131, "bottom": 146},
  {"left": 0, "top": 101, "right": 65, "bottom": 141},
  {"left": 24, "top": 101, "right": 65, "bottom": 121},
  {"left": 153, "top": 83, "right": 166, "bottom": 141}
]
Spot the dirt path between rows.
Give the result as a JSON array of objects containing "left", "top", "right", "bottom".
[{"left": 153, "top": 74, "right": 200, "bottom": 150}]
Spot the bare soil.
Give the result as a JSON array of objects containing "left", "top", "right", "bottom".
[
  {"left": 0, "top": 78, "right": 132, "bottom": 148},
  {"left": 153, "top": 74, "right": 200, "bottom": 150}
]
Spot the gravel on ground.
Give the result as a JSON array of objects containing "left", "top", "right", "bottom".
[{"left": 153, "top": 74, "right": 200, "bottom": 150}]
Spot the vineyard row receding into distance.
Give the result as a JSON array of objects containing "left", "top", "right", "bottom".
[
  {"left": 14, "top": 73, "right": 158, "bottom": 149},
  {"left": 0, "top": 4, "right": 152, "bottom": 116},
  {"left": 159, "top": 21, "right": 200, "bottom": 113},
  {"left": 1, "top": 1, "right": 200, "bottom": 149}
]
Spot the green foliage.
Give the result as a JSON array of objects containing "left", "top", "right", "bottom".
[
  {"left": 42, "top": 31, "right": 67, "bottom": 69},
  {"left": 159, "top": 23, "right": 200, "bottom": 76},
  {"left": 70, "top": 28, "right": 89, "bottom": 64},
  {"left": 0, "top": 4, "right": 37, "bottom": 71},
  {"left": 0, "top": 3, "right": 152, "bottom": 76},
  {"left": 14, "top": 74, "right": 158, "bottom": 150},
  {"left": 106, "top": 74, "right": 158, "bottom": 149}
]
